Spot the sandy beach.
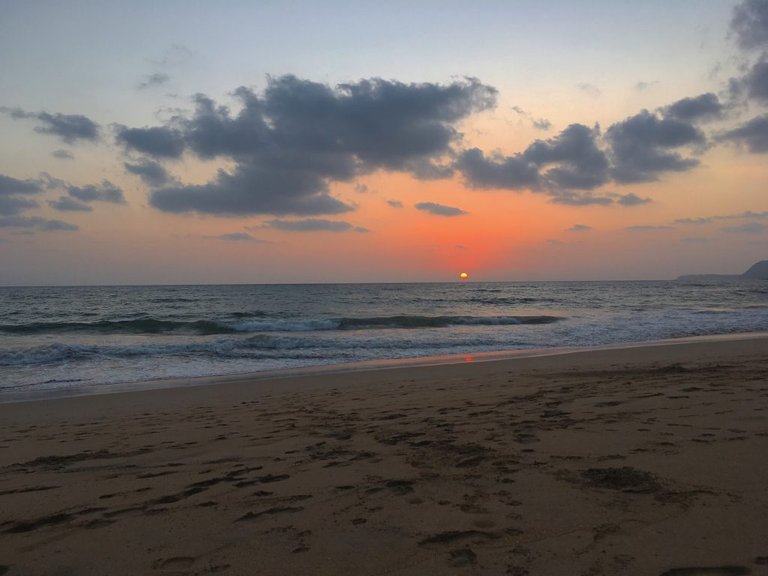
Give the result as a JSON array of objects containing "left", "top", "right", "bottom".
[{"left": 1, "top": 336, "right": 768, "bottom": 576}]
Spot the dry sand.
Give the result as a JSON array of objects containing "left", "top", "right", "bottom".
[{"left": 1, "top": 336, "right": 768, "bottom": 576}]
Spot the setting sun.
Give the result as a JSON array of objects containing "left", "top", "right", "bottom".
[{"left": 459, "top": 272, "right": 469, "bottom": 280}]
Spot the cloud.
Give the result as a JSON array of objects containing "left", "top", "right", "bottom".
[
  {"left": 662, "top": 93, "right": 724, "bottom": 122},
  {"left": 414, "top": 201, "right": 467, "bottom": 216},
  {"left": 720, "top": 114, "right": 768, "bottom": 152},
  {"left": 123, "top": 75, "right": 496, "bottom": 216},
  {"left": 124, "top": 159, "right": 172, "bottom": 187},
  {"left": 0, "top": 195, "right": 38, "bottom": 216},
  {"left": 66, "top": 180, "right": 126, "bottom": 204},
  {"left": 577, "top": 83, "right": 601, "bottom": 98},
  {"left": 550, "top": 192, "right": 613, "bottom": 206},
  {"left": 1, "top": 107, "right": 100, "bottom": 143},
  {"left": 523, "top": 124, "right": 610, "bottom": 190},
  {"left": 48, "top": 196, "right": 92, "bottom": 212},
  {"left": 605, "top": 110, "right": 704, "bottom": 183},
  {"left": 0, "top": 174, "right": 44, "bottom": 215},
  {"left": 456, "top": 148, "right": 541, "bottom": 190},
  {"left": 721, "top": 221, "right": 767, "bottom": 233},
  {"left": 635, "top": 80, "right": 659, "bottom": 92},
  {"left": 676, "top": 210, "right": 768, "bottom": 224},
  {"left": 458, "top": 123, "right": 609, "bottom": 195},
  {"left": 265, "top": 218, "right": 368, "bottom": 232},
  {"left": 387, "top": 199, "right": 403, "bottom": 208},
  {"left": 616, "top": 192, "right": 652, "bottom": 206},
  {"left": 139, "top": 73, "right": 170, "bottom": 89},
  {"left": 115, "top": 125, "right": 186, "bottom": 158},
  {"left": 626, "top": 225, "right": 674, "bottom": 231},
  {"left": 151, "top": 164, "right": 353, "bottom": 216},
  {"left": 511, "top": 105, "right": 551, "bottom": 130},
  {"left": 210, "top": 232, "right": 265, "bottom": 241},
  {"left": 51, "top": 149, "right": 74, "bottom": 160},
  {"left": 568, "top": 224, "right": 592, "bottom": 232},
  {"left": 730, "top": 0, "right": 768, "bottom": 51},
  {"left": 743, "top": 59, "right": 768, "bottom": 103},
  {"left": 354, "top": 183, "right": 368, "bottom": 193},
  {"left": 0, "top": 174, "right": 42, "bottom": 196},
  {"left": 675, "top": 216, "right": 716, "bottom": 224},
  {"left": 0, "top": 216, "right": 78, "bottom": 231}
]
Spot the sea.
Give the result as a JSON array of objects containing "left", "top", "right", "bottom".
[{"left": 1, "top": 279, "right": 767, "bottom": 400}]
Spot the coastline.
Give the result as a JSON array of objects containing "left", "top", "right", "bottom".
[
  {"left": 2, "top": 334, "right": 768, "bottom": 575},
  {"left": 4, "top": 330, "right": 768, "bottom": 404}
]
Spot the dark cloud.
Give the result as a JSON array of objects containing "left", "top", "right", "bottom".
[
  {"left": 35, "top": 112, "right": 100, "bottom": 143},
  {"left": 1, "top": 107, "right": 100, "bottom": 143},
  {"left": 150, "top": 163, "right": 352, "bottom": 216},
  {"left": 605, "top": 110, "right": 704, "bottom": 183},
  {"left": 179, "top": 91, "right": 271, "bottom": 160},
  {"left": 0, "top": 174, "right": 43, "bottom": 215},
  {"left": 616, "top": 192, "right": 652, "bottom": 206},
  {"left": 48, "top": 196, "right": 92, "bottom": 212},
  {"left": 139, "top": 73, "right": 170, "bottom": 89},
  {"left": 66, "top": 180, "right": 126, "bottom": 204},
  {"left": 266, "top": 218, "right": 368, "bottom": 232},
  {"left": 720, "top": 114, "right": 768, "bottom": 152},
  {"left": 124, "top": 159, "right": 172, "bottom": 187},
  {"left": 744, "top": 60, "right": 768, "bottom": 103},
  {"left": 568, "top": 224, "right": 592, "bottom": 232},
  {"left": 0, "top": 174, "right": 42, "bottom": 196},
  {"left": 115, "top": 125, "right": 186, "bottom": 158},
  {"left": 141, "top": 75, "right": 495, "bottom": 216},
  {"left": 523, "top": 124, "right": 609, "bottom": 190},
  {"left": 212, "top": 232, "right": 264, "bottom": 241},
  {"left": 0, "top": 195, "right": 38, "bottom": 216},
  {"left": 663, "top": 93, "right": 723, "bottom": 122},
  {"left": 730, "top": 0, "right": 768, "bottom": 51},
  {"left": 456, "top": 148, "right": 541, "bottom": 190},
  {"left": 387, "top": 199, "right": 404, "bottom": 208},
  {"left": 721, "top": 221, "right": 766, "bottom": 233},
  {"left": 0, "top": 216, "right": 78, "bottom": 231},
  {"left": 414, "top": 201, "right": 467, "bottom": 216},
  {"left": 51, "top": 149, "right": 74, "bottom": 160},
  {"left": 458, "top": 124, "right": 608, "bottom": 193}
]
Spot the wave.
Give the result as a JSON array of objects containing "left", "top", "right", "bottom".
[
  {"left": 336, "top": 315, "right": 562, "bottom": 329},
  {"left": 0, "top": 319, "right": 237, "bottom": 336},
  {"left": 0, "top": 314, "right": 564, "bottom": 336}
]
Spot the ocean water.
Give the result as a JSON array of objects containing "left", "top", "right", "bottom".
[{"left": 1, "top": 280, "right": 767, "bottom": 399}]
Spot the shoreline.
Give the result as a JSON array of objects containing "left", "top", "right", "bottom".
[
  {"left": 1, "top": 333, "right": 767, "bottom": 575},
  {"left": 4, "top": 330, "right": 768, "bottom": 405}
]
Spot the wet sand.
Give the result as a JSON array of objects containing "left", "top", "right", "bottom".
[{"left": 1, "top": 336, "right": 768, "bottom": 575}]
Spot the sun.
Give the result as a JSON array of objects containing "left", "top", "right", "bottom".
[{"left": 459, "top": 271, "right": 469, "bottom": 280}]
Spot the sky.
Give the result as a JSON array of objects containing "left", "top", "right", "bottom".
[{"left": 1, "top": 0, "right": 767, "bottom": 285}]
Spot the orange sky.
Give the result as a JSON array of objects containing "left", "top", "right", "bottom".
[{"left": 1, "top": 1, "right": 767, "bottom": 285}]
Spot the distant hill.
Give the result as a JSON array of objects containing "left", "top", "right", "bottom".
[
  {"left": 742, "top": 260, "right": 768, "bottom": 279},
  {"left": 677, "top": 259, "right": 768, "bottom": 281}
]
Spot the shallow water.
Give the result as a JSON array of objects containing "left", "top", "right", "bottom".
[{"left": 1, "top": 279, "right": 766, "bottom": 397}]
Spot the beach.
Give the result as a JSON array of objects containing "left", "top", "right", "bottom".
[{"left": 1, "top": 336, "right": 767, "bottom": 576}]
